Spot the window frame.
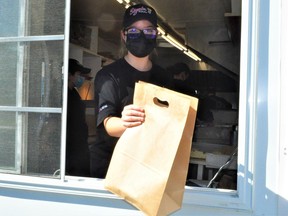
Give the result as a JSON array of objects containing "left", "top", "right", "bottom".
[
  {"left": 0, "top": 0, "right": 66, "bottom": 175},
  {"left": 0, "top": 0, "right": 260, "bottom": 212}
]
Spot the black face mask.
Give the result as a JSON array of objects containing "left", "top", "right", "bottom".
[{"left": 125, "top": 33, "right": 156, "bottom": 58}]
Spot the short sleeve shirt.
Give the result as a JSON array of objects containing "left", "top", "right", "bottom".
[
  {"left": 94, "top": 58, "right": 172, "bottom": 127},
  {"left": 92, "top": 58, "right": 173, "bottom": 174}
]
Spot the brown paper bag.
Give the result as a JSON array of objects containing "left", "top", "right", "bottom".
[{"left": 104, "top": 81, "right": 198, "bottom": 216}]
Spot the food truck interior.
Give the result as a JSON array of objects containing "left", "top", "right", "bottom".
[{"left": 69, "top": 0, "right": 241, "bottom": 189}]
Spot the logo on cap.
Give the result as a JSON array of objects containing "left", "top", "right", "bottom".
[{"left": 129, "top": 6, "right": 153, "bottom": 16}]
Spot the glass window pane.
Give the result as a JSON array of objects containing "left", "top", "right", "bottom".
[
  {"left": 0, "top": 43, "right": 18, "bottom": 106},
  {"left": 0, "top": 1, "right": 20, "bottom": 37},
  {"left": 28, "top": 0, "right": 65, "bottom": 36},
  {"left": 0, "top": 0, "right": 65, "bottom": 37},
  {"left": 0, "top": 111, "right": 62, "bottom": 177},
  {"left": 0, "top": 41, "right": 64, "bottom": 107},
  {"left": 0, "top": 112, "right": 16, "bottom": 170},
  {"left": 25, "top": 40, "right": 64, "bottom": 108},
  {"left": 26, "top": 113, "right": 61, "bottom": 177}
]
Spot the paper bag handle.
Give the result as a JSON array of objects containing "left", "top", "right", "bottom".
[{"left": 153, "top": 97, "right": 169, "bottom": 108}]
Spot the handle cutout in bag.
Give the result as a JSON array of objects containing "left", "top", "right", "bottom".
[{"left": 153, "top": 97, "right": 169, "bottom": 108}]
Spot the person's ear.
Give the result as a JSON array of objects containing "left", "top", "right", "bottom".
[{"left": 121, "top": 30, "right": 126, "bottom": 42}]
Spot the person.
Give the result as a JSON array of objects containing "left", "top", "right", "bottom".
[
  {"left": 169, "top": 62, "right": 233, "bottom": 123},
  {"left": 167, "top": 62, "right": 197, "bottom": 96},
  {"left": 90, "top": 4, "right": 173, "bottom": 178},
  {"left": 168, "top": 62, "right": 215, "bottom": 122},
  {"left": 66, "top": 58, "right": 91, "bottom": 177}
]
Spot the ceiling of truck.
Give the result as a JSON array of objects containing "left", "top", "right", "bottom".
[{"left": 70, "top": 0, "right": 241, "bottom": 87}]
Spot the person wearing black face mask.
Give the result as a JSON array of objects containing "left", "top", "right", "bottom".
[
  {"left": 124, "top": 27, "right": 157, "bottom": 57},
  {"left": 90, "top": 4, "right": 173, "bottom": 178},
  {"left": 66, "top": 58, "right": 91, "bottom": 177}
]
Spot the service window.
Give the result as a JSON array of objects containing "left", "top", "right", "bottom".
[{"left": 70, "top": 0, "right": 241, "bottom": 190}]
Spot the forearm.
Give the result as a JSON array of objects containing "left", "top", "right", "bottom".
[
  {"left": 103, "top": 104, "right": 145, "bottom": 137},
  {"left": 104, "top": 116, "right": 126, "bottom": 137}
]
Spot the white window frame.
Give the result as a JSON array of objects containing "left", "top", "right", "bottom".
[
  {"left": 0, "top": 0, "right": 262, "bottom": 212},
  {"left": 0, "top": 0, "right": 65, "bottom": 174}
]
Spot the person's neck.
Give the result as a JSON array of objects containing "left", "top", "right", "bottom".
[{"left": 124, "top": 54, "right": 152, "bottom": 72}]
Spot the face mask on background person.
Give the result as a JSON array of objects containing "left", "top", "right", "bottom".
[
  {"left": 74, "top": 75, "right": 85, "bottom": 88},
  {"left": 125, "top": 29, "right": 157, "bottom": 57}
]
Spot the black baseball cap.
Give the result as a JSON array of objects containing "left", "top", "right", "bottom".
[
  {"left": 69, "top": 59, "right": 91, "bottom": 74},
  {"left": 172, "top": 63, "right": 190, "bottom": 75},
  {"left": 122, "top": 4, "right": 157, "bottom": 29}
]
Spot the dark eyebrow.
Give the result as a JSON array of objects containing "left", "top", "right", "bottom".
[{"left": 127, "top": 24, "right": 156, "bottom": 29}]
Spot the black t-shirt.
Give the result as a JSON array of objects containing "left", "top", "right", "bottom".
[
  {"left": 66, "top": 87, "right": 90, "bottom": 176},
  {"left": 91, "top": 58, "right": 172, "bottom": 178},
  {"left": 95, "top": 58, "right": 172, "bottom": 126}
]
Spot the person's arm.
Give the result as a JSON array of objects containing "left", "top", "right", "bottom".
[{"left": 104, "top": 104, "right": 145, "bottom": 137}]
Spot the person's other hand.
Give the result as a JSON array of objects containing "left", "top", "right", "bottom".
[{"left": 121, "top": 104, "right": 145, "bottom": 128}]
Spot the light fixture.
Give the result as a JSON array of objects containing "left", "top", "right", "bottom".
[
  {"left": 165, "top": 35, "right": 187, "bottom": 51},
  {"left": 157, "top": 25, "right": 201, "bottom": 61},
  {"left": 157, "top": 26, "right": 186, "bottom": 51},
  {"left": 184, "top": 50, "right": 202, "bottom": 61},
  {"left": 157, "top": 26, "right": 166, "bottom": 35},
  {"left": 125, "top": 4, "right": 131, "bottom": 8},
  {"left": 116, "top": 0, "right": 130, "bottom": 7}
]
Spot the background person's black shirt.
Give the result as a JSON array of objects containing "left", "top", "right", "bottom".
[{"left": 66, "top": 87, "right": 90, "bottom": 177}]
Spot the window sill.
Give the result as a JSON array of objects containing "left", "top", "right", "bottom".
[
  {"left": 0, "top": 173, "right": 251, "bottom": 212},
  {"left": 0, "top": 174, "right": 118, "bottom": 199}
]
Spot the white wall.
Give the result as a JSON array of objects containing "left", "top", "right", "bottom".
[{"left": 278, "top": 0, "right": 288, "bottom": 214}]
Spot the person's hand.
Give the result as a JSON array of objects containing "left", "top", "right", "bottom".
[{"left": 121, "top": 104, "right": 145, "bottom": 128}]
